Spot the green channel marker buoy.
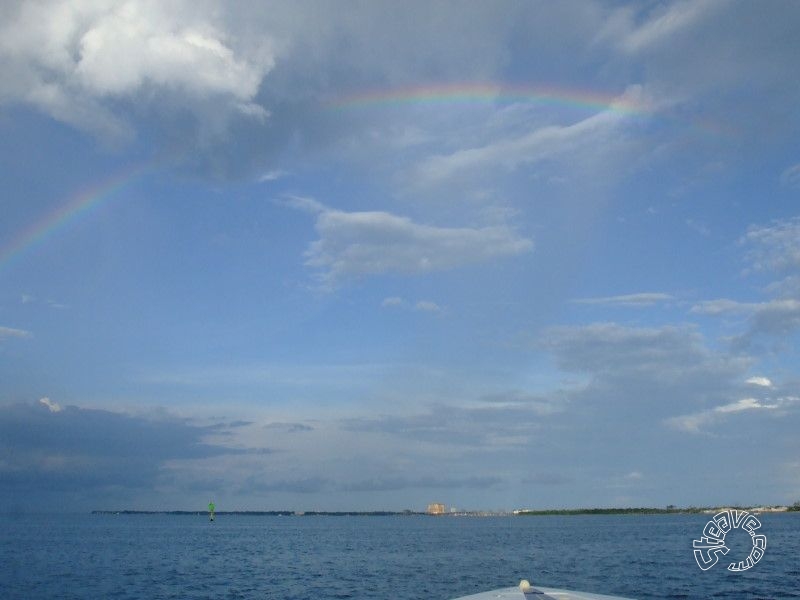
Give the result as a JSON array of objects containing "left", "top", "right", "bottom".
[{"left": 208, "top": 501, "right": 215, "bottom": 522}]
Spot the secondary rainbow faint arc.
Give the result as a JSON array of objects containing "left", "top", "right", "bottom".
[
  {"left": 0, "top": 162, "right": 151, "bottom": 274},
  {"left": 327, "top": 82, "right": 653, "bottom": 115}
]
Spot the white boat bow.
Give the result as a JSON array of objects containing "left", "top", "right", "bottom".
[{"left": 449, "top": 580, "right": 636, "bottom": 600}]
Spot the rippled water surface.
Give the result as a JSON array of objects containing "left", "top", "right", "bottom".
[{"left": 2, "top": 513, "right": 798, "bottom": 599}]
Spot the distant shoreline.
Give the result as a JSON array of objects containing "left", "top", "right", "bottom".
[
  {"left": 92, "top": 505, "right": 799, "bottom": 517},
  {"left": 91, "top": 510, "right": 422, "bottom": 516},
  {"left": 514, "top": 506, "right": 795, "bottom": 516}
]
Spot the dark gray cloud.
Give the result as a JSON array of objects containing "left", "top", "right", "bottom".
[
  {"left": 332, "top": 321, "right": 759, "bottom": 488},
  {"left": 513, "top": 322, "right": 757, "bottom": 461},
  {"left": 542, "top": 322, "right": 747, "bottom": 395},
  {"left": 740, "top": 217, "right": 800, "bottom": 344},
  {"left": 263, "top": 422, "right": 314, "bottom": 433},
  {"left": 691, "top": 218, "right": 800, "bottom": 348},
  {"left": 340, "top": 475, "right": 502, "bottom": 493},
  {"left": 240, "top": 476, "right": 330, "bottom": 495},
  {"left": 522, "top": 473, "right": 573, "bottom": 486},
  {"left": 207, "top": 419, "right": 254, "bottom": 431},
  {"left": 603, "top": 1, "right": 800, "bottom": 129},
  {"left": 343, "top": 401, "right": 553, "bottom": 448},
  {"left": 0, "top": 401, "right": 247, "bottom": 509},
  {"left": 744, "top": 301, "right": 800, "bottom": 345},
  {"left": 237, "top": 474, "right": 501, "bottom": 495}
]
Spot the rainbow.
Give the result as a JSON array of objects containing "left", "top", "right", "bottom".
[
  {"left": 0, "top": 162, "right": 150, "bottom": 274},
  {"left": 327, "top": 82, "right": 653, "bottom": 115},
  {"left": 328, "top": 81, "right": 731, "bottom": 138}
]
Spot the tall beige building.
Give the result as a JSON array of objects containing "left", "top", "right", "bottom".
[{"left": 426, "top": 503, "right": 447, "bottom": 515}]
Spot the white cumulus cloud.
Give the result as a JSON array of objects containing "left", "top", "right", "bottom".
[
  {"left": 381, "top": 297, "right": 406, "bottom": 309},
  {"left": 380, "top": 298, "right": 443, "bottom": 313},
  {"left": 0, "top": 0, "right": 274, "bottom": 141},
  {"left": 414, "top": 90, "right": 643, "bottom": 186},
  {"left": 572, "top": 292, "right": 674, "bottom": 307},
  {"left": 691, "top": 298, "right": 800, "bottom": 348},
  {"left": 780, "top": 163, "right": 800, "bottom": 188},
  {"left": 614, "top": 0, "right": 725, "bottom": 55},
  {"left": 294, "top": 200, "right": 532, "bottom": 287},
  {"left": 38, "top": 397, "right": 62, "bottom": 413},
  {"left": 414, "top": 301, "right": 442, "bottom": 313},
  {"left": 741, "top": 217, "right": 800, "bottom": 274},
  {"left": 0, "top": 326, "right": 32, "bottom": 340},
  {"left": 667, "top": 395, "right": 799, "bottom": 434},
  {"left": 690, "top": 299, "right": 757, "bottom": 315}
]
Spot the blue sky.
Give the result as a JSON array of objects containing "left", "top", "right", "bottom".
[{"left": 1, "top": 0, "right": 799, "bottom": 512}]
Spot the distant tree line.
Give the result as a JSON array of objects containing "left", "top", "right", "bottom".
[
  {"left": 515, "top": 507, "right": 689, "bottom": 516},
  {"left": 91, "top": 510, "right": 421, "bottom": 516},
  {"left": 516, "top": 504, "right": 800, "bottom": 516}
]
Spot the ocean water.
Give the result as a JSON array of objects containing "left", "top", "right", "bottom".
[{"left": 2, "top": 513, "right": 798, "bottom": 599}]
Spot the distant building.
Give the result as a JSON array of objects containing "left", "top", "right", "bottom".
[{"left": 426, "top": 503, "right": 447, "bottom": 515}]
